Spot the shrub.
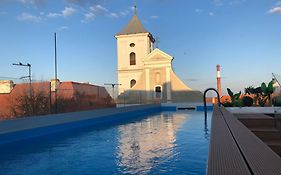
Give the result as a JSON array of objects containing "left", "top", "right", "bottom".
[
  {"left": 226, "top": 88, "right": 242, "bottom": 107},
  {"left": 233, "top": 100, "right": 242, "bottom": 107},
  {"left": 222, "top": 101, "right": 233, "bottom": 107},
  {"left": 242, "top": 96, "right": 253, "bottom": 107}
]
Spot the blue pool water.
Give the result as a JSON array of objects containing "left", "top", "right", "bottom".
[{"left": 0, "top": 111, "right": 211, "bottom": 175}]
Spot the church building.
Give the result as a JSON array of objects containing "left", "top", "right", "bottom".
[{"left": 115, "top": 6, "right": 202, "bottom": 103}]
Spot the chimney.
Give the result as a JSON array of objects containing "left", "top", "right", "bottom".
[
  {"left": 51, "top": 79, "right": 60, "bottom": 92},
  {"left": 216, "top": 65, "right": 221, "bottom": 97},
  {"left": 0, "top": 80, "right": 14, "bottom": 94}
]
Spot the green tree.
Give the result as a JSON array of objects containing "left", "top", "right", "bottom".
[
  {"left": 227, "top": 88, "right": 241, "bottom": 107},
  {"left": 260, "top": 81, "right": 274, "bottom": 106}
]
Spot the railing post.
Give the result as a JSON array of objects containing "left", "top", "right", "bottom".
[{"left": 204, "top": 88, "right": 221, "bottom": 118}]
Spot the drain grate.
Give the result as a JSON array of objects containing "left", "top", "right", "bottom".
[{"left": 177, "top": 107, "right": 196, "bottom": 110}]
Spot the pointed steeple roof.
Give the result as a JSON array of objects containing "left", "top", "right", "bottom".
[{"left": 116, "top": 14, "right": 149, "bottom": 36}]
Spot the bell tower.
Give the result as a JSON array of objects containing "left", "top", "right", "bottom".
[{"left": 115, "top": 3, "right": 155, "bottom": 94}]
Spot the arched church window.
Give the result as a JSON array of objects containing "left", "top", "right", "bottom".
[
  {"left": 130, "top": 43, "right": 135, "bottom": 47},
  {"left": 130, "top": 52, "right": 136, "bottom": 65},
  {"left": 130, "top": 79, "right": 136, "bottom": 88}
]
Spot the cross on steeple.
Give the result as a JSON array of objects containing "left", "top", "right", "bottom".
[{"left": 134, "top": 0, "right": 137, "bottom": 15}]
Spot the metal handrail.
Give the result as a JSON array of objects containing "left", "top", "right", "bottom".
[{"left": 203, "top": 88, "right": 221, "bottom": 117}]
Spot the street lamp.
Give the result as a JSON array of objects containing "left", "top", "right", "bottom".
[
  {"left": 12, "top": 62, "right": 32, "bottom": 95},
  {"left": 12, "top": 62, "right": 33, "bottom": 114},
  {"left": 104, "top": 83, "right": 121, "bottom": 100}
]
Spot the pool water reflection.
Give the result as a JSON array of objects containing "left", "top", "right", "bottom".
[
  {"left": 0, "top": 111, "right": 211, "bottom": 175},
  {"left": 117, "top": 113, "right": 187, "bottom": 174}
]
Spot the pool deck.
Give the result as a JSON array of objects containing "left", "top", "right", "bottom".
[
  {"left": 208, "top": 106, "right": 281, "bottom": 175},
  {"left": 0, "top": 104, "right": 163, "bottom": 145}
]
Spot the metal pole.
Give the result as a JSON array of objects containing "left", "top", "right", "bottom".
[
  {"left": 49, "top": 81, "right": 52, "bottom": 114},
  {"left": 28, "top": 64, "right": 33, "bottom": 114},
  {"left": 112, "top": 84, "right": 115, "bottom": 100},
  {"left": 55, "top": 33, "right": 57, "bottom": 81},
  {"left": 272, "top": 73, "right": 281, "bottom": 87},
  {"left": 104, "top": 83, "right": 121, "bottom": 104},
  {"left": 28, "top": 64, "right": 31, "bottom": 96},
  {"left": 54, "top": 32, "right": 58, "bottom": 113}
]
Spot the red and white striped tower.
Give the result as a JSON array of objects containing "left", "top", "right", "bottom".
[{"left": 216, "top": 65, "right": 221, "bottom": 97}]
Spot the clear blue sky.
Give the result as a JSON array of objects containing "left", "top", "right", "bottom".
[{"left": 0, "top": 0, "right": 281, "bottom": 95}]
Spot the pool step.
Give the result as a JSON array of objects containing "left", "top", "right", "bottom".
[
  {"left": 250, "top": 128, "right": 281, "bottom": 141},
  {"left": 266, "top": 141, "right": 281, "bottom": 156},
  {"left": 235, "top": 114, "right": 281, "bottom": 156},
  {"left": 238, "top": 118, "right": 275, "bottom": 128}
]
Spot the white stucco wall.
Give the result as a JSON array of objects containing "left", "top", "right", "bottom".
[{"left": 116, "top": 33, "right": 153, "bottom": 94}]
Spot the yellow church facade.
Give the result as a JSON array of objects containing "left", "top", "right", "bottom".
[{"left": 115, "top": 12, "right": 202, "bottom": 103}]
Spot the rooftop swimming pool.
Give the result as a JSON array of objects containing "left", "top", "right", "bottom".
[{"left": 0, "top": 110, "right": 212, "bottom": 175}]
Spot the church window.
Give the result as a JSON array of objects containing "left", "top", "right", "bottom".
[
  {"left": 130, "top": 79, "right": 136, "bottom": 88},
  {"left": 155, "top": 86, "right": 162, "bottom": 98},
  {"left": 130, "top": 52, "right": 136, "bottom": 65},
  {"left": 130, "top": 43, "right": 135, "bottom": 47}
]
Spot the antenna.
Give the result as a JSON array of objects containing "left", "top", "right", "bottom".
[
  {"left": 272, "top": 73, "right": 281, "bottom": 87},
  {"left": 155, "top": 36, "right": 160, "bottom": 48}
]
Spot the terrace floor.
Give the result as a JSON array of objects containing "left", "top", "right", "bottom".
[
  {"left": 235, "top": 113, "right": 281, "bottom": 157},
  {"left": 208, "top": 106, "right": 281, "bottom": 175}
]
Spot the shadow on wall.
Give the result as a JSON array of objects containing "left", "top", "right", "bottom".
[
  {"left": 116, "top": 82, "right": 203, "bottom": 105},
  {"left": 0, "top": 82, "right": 115, "bottom": 120},
  {"left": 54, "top": 90, "right": 115, "bottom": 114}
]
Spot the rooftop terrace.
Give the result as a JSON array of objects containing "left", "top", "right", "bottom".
[{"left": 208, "top": 106, "right": 281, "bottom": 175}]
